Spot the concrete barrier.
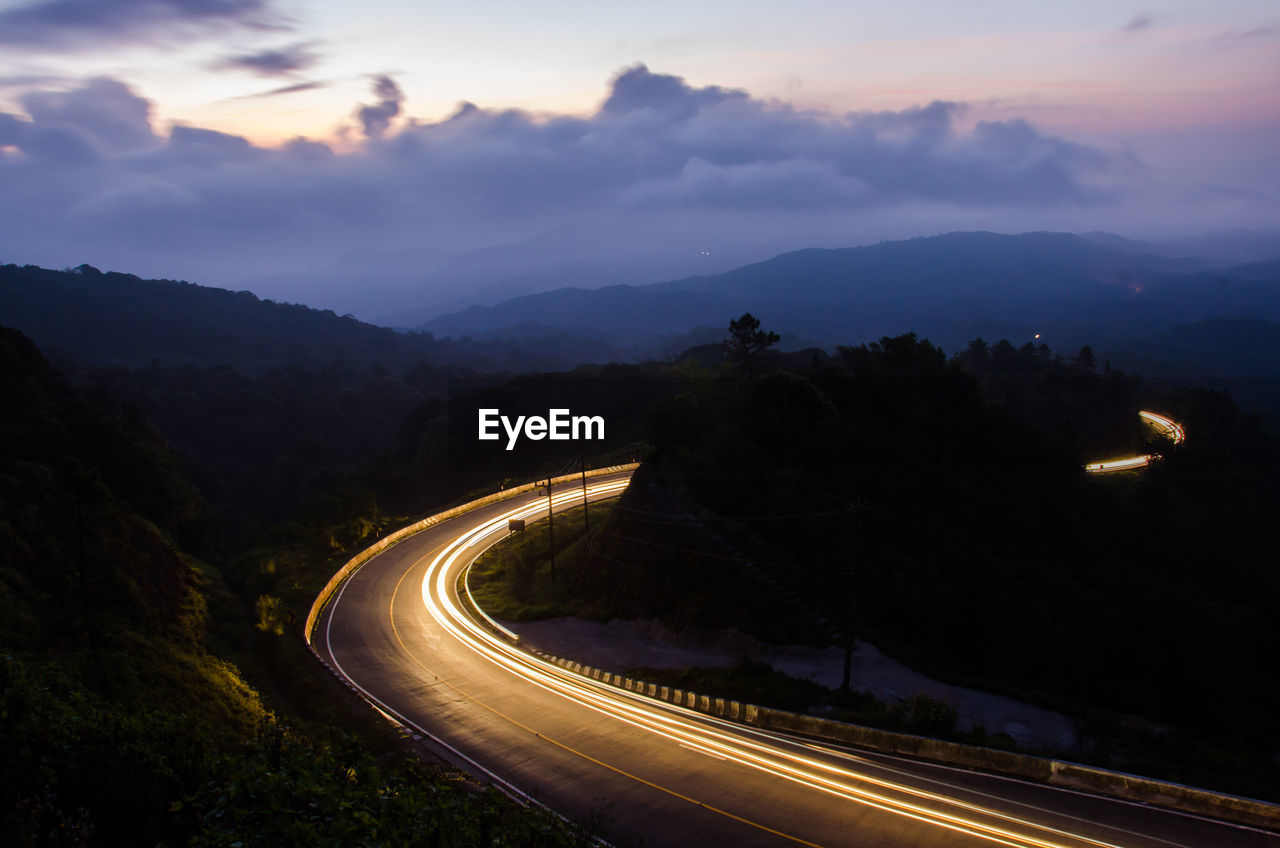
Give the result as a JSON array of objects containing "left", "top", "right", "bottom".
[
  {"left": 304, "top": 463, "right": 639, "bottom": 645},
  {"left": 1047, "top": 760, "right": 1279, "bottom": 831},
  {"left": 531, "top": 648, "right": 1280, "bottom": 832},
  {"left": 312, "top": 462, "right": 1278, "bottom": 832}
]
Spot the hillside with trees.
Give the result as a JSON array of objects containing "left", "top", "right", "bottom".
[
  {"left": 0, "top": 262, "right": 626, "bottom": 375},
  {"left": 5, "top": 249, "right": 1279, "bottom": 835},
  {"left": 0, "top": 325, "right": 600, "bottom": 846},
  {"left": 648, "top": 331, "right": 1279, "bottom": 797},
  {"left": 473, "top": 323, "right": 1280, "bottom": 799}
]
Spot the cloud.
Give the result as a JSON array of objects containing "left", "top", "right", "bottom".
[
  {"left": 214, "top": 41, "right": 320, "bottom": 77},
  {"left": 1213, "top": 25, "right": 1277, "bottom": 43},
  {"left": 0, "top": 113, "right": 23, "bottom": 146},
  {"left": 0, "top": 73, "right": 71, "bottom": 89},
  {"left": 622, "top": 158, "right": 872, "bottom": 209},
  {"left": 19, "top": 76, "right": 157, "bottom": 153},
  {"left": 602, "top": 64, "right": 747, "bottom": 119},
  {"left": 1122, "top": 14, "right": 1155, "bottom": 33},
  {"left": 0, "top": 65, "right": 1161, "bottom": 315},
  {"left": 0, "top": 0, "right": 283, "bottom": 48},
  {"left": 234, "top": 80, "right": 328, "bottom": 100},
  {"left": 357, "top": 75, "right": 403, "bottom": 138}
]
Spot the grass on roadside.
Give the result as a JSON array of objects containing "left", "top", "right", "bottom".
[{"left": 467, "top": 501, "right": 618, "bottom": 622}]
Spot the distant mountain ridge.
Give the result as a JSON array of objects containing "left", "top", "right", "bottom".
[
  {"left": 4, "top": 229, "right": 1277, "bottom": 388},
  {"left": 420, "top": 230, "right": 1274, "bottom": 353},
  {"left": 647, "top": 231, "right": 1204, "bottom": 300},
  {"left": 0, "top": 262, "right": 634, "bottom": 374},
  {"left": 0, "top": 263, "right": 427, "bottom": 374}
]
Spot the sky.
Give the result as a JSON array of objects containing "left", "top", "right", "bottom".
[{"left": 0, "top": 0, "right": 1277, "bottom": 321}]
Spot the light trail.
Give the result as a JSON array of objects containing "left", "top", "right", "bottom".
[
  {"left": 1084, "top": 411, "right": 1185, "bottom": 474},
  {"left": 316, "top": 427, "right": 1275, "bottom": 845},
  {"left": 409, "top": 479, "right": 1138, "bottom": 848},
  {"left": 1138, "top": 411, "right": 1185, "bottom": 445}
]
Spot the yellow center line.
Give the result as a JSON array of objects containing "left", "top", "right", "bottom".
[
  {"left": 417, "top": 483, "right": 1126, "bottom": 847},
  {"left": 361, "top": 477, "right": 1128, "bottom": 848},
  {"left": 384, "top": 515, "right": 829, "bottom": 848}
]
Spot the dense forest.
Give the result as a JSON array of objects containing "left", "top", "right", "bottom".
[
  {"left": 0, "top": 325, "right": 603, "bottom": 846},
  {"left": 474, "top": 328, "right": 1280, "bottom": 799},
  {"left": 0, "top": 263, "right": 676, "bottom": 528},
  {"left": 652, "top": 333, "right": 1280, "bottom": 796},
  {"left": 3, "top": 254, "right": 1279, "bottom": 840},
  {"left": 0, "top": 263, "right": 624, "bottom": 375}
]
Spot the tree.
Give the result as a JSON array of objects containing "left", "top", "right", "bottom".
[
  {"left": 958, "top": 337, "right": 990, "bottom": 374},
  {"left": 724, "top": 313, "right": 779, "bottom": 383},
  {"left": 1071, "top": 345, "right": 1097, "bottom": 375}
]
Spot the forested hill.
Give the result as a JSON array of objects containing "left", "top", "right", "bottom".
[
  {"left": 420, "top": 231, "right": 1222, "bottom": 343},
  {"left": 0, "top": 327, "right": 595, "bottom": 847},
  {"left": 0, "top": 262, "right": 631, "bottom": 375},
  {"left": 0, "top": 323, "right": 262, "bottom": 842},
  {"left": 0, "top": 263, "right": 432, "bottom": 373}
]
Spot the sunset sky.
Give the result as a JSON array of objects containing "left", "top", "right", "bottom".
[{"left": 1, "top": 0, "right": 1276, "bottom": 319}]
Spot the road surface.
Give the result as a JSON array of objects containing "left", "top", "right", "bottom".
[
  {"left": 1085, "top": 411, "right": 1186, "bottom": 473},
  {"left": 313, "top": 470, "right": 1276, "bottom": 847}
]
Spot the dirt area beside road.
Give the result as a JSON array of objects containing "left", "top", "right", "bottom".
[{"left": 506, "top": 615, "right": 1081, "bottom": 752}]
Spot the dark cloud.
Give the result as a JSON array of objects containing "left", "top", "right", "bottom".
[
  {"left": 0, "top": 112, "right": 25, "bottom": 146},
  {"left": 20, "top": 77, "right": 157, "bottom": 153},
  {"left": 1122, "top": 14, "right": 1154, "bottom": 33},
  {"left": 372, "top": 76, "right": 400, "bottom": 102},
  {"left": 235, "top": 80, "right": 328, "bottom": 100},
  {"left": 622, "top": 158, "right": 870, "bottom": 209},
  {"left": 0, "top": 0, "right": 282, "bottom": 48},
  {"left": 21, "top": 124, "right": 102, "bottom": 165},
  {"left": 215, "top": 42, "right": 320, "bottom": 76},
  {"left": 0, "top": 67, "right": 1157, "bottom": 316},
  {"left": 357, "top": 75, "right": 403, "bottom": 138},
  {"left": 603, "top": 63, "right": 747, "bottom": 118},
  {"left": 167, "top": 125, "right": 256, "bottom": 157},
  {"left": 1218, "top": 25, "right": 1276, "bottom": 41}
]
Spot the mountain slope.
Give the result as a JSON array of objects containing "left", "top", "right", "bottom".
[
  {"left": 0, "top": 263, "right": 435, "bottom": 374},
  {"left": 421, "top": 231, "right": 1247, "bottom": 351}
]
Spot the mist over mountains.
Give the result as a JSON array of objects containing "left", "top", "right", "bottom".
[
  {"left": 4, "top": 228, "right": 1278, "bottom": 406},
  {"left": 0, "top": 262, "right": 635, "bottom": 375},
  {"left": 417, "top": 230, "right": 1280, "bottom": 371}
]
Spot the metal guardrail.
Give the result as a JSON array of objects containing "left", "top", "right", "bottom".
[
  {"left": 529, "top": 653, "right": 1280, "bottom": 832},
  {"left": 304, "top": 463, "right": 640, "bottom": 645}
]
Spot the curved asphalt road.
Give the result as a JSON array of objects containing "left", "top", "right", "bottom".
[{"left": 313, "top": 470, "right": 1277, "bottom": 847}]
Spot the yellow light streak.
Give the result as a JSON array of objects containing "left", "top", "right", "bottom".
[
  {"left": 1084, "top": 410, "right": 1185, "bottom": 474},
  {"left": 1138, "top": 411, "right": 1185, "bottom": 445},
  {"left": 409, "top": 479, "right": 1133, "bottom": 848}
]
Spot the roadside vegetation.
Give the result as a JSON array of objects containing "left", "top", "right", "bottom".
[
  {"left": 5, "top": 277, "right": 1279, "bottom": 845},
  {"left": 471, "top": 322, "right": 1280, "bottom": 802},
  {"left": 468, "top": 503, "right": 613, "bottom": 622},
  {"left": 0, "top": 326, "right": 604, "bottom": 846},
  {"left": 656, "top": 330, "right": 1280, "bottom": 800}
]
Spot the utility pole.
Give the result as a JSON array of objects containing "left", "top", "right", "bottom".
[
  {"left": 840, "top": 578, "right": 856, "bottom": 696},
  {"left": 840, "top": 499, "right": 871, "bottom": 697},
  {"left": 581, "top": 455, "right": 589, "bottom": 532},
  {"left": 546, "top": 477, "right": 556, "bottom": 588}
]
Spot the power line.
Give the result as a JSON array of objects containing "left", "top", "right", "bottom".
[
  {"left": 611, "top": 502, "right": 863, "bottom": 525},
  {"left": 596, "top": 530, "right": 855, "bottom": 575}
]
